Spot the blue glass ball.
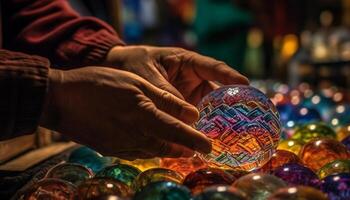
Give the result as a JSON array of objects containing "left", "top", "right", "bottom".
[
  {"left": 302, "top": 93, "right": 335, "bottom": 121},
  {"left": 321, "top": 173, "right": 350, "bottom": 200},
  {"left": 341, "top": 136, "right": 350, "bottom": 151},
  {"left": 133, "top": 181, "right": 192, "bottom": 200}
]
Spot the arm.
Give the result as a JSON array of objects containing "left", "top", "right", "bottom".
[
  {"left": 0, "top": 49, "right": 49, "bottom": 140},
  {"left": 2, "top": 0, "right": 124, "bottom": 67}
]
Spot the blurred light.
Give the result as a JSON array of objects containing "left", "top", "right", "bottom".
[
  {"left": 316, "top": 140, "right": 322, "bottom": 146},
  {"left": 290, "top": 90, "right": 300, "bottom": 97},
  {"left": 281, "top": 34, "right": 299, "bottom": 59},
  {"left": 300, "top": 108, "right": 308, "bottom": 116},
  {"left": 311, "top": 95, "right": 321, "bottom": 104},
  {"left": 310, "top": 124, "right": 317, "bottom": 130},
  {"left": 291, "top": 96, "right": 300, "bottom": 105},
  {"left": 288, "top": 141, "right": 295, "bottom": 147},
  {"left": 288, "top": 187, "right": 297, "bottom": 194},
  {"left": 336, "top": 105, "right": 346, "bottom": 113},
  {"left": 247, "top": 28, "right": 263, "bottom": 48},
  {"left": 320, "top": 10, "right": 334, "bottom": 27},
  {"left": 304, "top": 89, "right": 313, "bottom": 98},
  {"left": 106, "top": 183, "right": 114, "bottom": 188},
  {"left": 333, "top": 93, "right": 344, "bottom": 102},
  {"left": 287, "top": 121, "right": 295, "bottom": 128},
  {"left": 333, "top": 176, "right": 340, "bottom": 181},
  {"left": 252, "top": 175, "right": 261, "bottom": 180},
  {"left": 331, "top": 118, "right": 339, "bottom": 126}
]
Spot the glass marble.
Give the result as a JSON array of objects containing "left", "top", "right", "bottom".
[
  {"left": 337, "top": 124, "right": 350, "bottom": 141},
  {"left": 45, "top": 163, "right": 94, "bottom": 185},
  {"left": 301, "top": 93, "right": 335, "bottom": 121},
  {"left": 20, "top": 178, "right": 77, "bottom": 200},
  {"left": 259, "top": 150, "right": 301, "bottom": 173},
  {"left": 342, "top": 135, "right": 350, "bottom": 150},
  {"left": 318, "top": 159, "right": 350, "bottom": 179},
  {"left": 268, "top": 186, "right": 328, "bottom": 200},
  {"left": 160, "top": 154, "right": 207, "bottom": 176},
  {"left": 95, "top": 163, "right": 141, "bottom": 187},
  {"left": 321, "top": 173, "right": 350, "bottom": 200},
  {"left": 195, "top": 85, "right": 281, "bottom": 171},
  {"left": 132, "top": 168, "right": 184, "bottom": 191},
  {"left": 133, "top": 181, "right": 191, "bottom": 200},
  {"left": 277, "top": 139, "right": 303, "bottom": 155},
  {"left": 232, "top": 173, "right": 287, "bottom": 200},
  {"left": 183, "top": 168, "right": 236, "bottom": 195},
  {"left": 89, "top": 195, "right": 127, "bottom": 200},
  {"left": 224, "top": 170, "right": 249, "bottom": 179},
  {"left": 272, "top": 163, "right": 320, "bottom": 187},
  {"left": 77, "top": 177, "right": 132, "bottom": 199},
  {"left": 299, "top": 139, "right": 350, "bottom": 171},
  {"left": 68, "top": 146, "right": 112, "bottom": 173},
  {"left": 117, "top": 158, "right": 160, "bottom": 172},
  {"left": 291, "top": 123, "right": 336, "bottom": 144},
  {"left": 193, "top": 185, "right": 247, "bottom": 200},
  {"left": 328, "top": 104, "right": 350, "bottom": 129}
]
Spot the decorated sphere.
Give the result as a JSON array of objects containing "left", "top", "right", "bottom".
[
  {"left": 195, "top": 85, "right": 281, "bottom": 171},
  {"left": 272, "top": 163, "right": 320, "bottom": 187},
  {"left": 132, "top": 168, "right": 184, "bottom": 191},
  {"left": 268, "top": 186, "right": 328, "bottom": 200},
  {"left": 45, "top": 163, "right": 94, "bottom": 186},
  {"left": 96, "top": 164, "right": 141, "bottom": 187},
  {"left": 299, "top": 139, "right": 350, "bottom": 171},
  {"left": 193, "top": 185, "right": 247, "bottom": 200},
  {"left": 20, "top": 178, "right": 77, "bottom": 200},
  {"left": 133, "top": 181, "right": 191, "bottom": 200},
  {"left": 318, "top": 160, "right": 350, "bottom": 179},
  {"left": 338, "top": 124, "right": 350, "bottom": 141},
  {"left": 117, "top": 158, "right": 160, "bottom": 172},
  {"left": 321, "top": 173, "right": 350, "bottom": 200},
  {"left": 277, "top": 139, "right": 303, "bottom": 155},
  {"left": 77, "top": 177, "right": 132, "bottom": 199},
  {"left": 68, "top": 146, "right": 112, "bottom": 173},
  {"left": 291, "top": 123, "right": 336, "bottom": 144},
  {"left": 232, "top": 173, "right": 287, "bottom": 200},
  {"left": 259, "top": 150, "right": 301, "bottom": 173},
  {"left": 160, "top": 154, "right": 207, "bottom": 176},
  {"left": 342, "top": 135, "right": 350, "bottom": 150},
  {"left": 183, "top": 168, "right": 236, "bottom": 195}
]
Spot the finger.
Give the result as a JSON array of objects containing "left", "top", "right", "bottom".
[
  {"left": 142, "top": 138, "right": 195, "bottom": 158},
  {"left": 139, "top": 100, "right": 212, "bottom": 154},
  {"left": 142, "top": 81, "right": 199, "bottom": 124},
  {"left": 163, "top": 49, "right": 249, "bottom": 85},
  {"left": 116, "top": 151, "right": 155, "bottom": 161}
]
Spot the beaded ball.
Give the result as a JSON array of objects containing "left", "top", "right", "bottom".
[
  {"left": 317, "top": 159, "right": 350, "bottom": 179},
  {"left": 77, "top": 177, "right": 132, "bottom": 199},
  {"left": 132, "top": 168, "right": 184, "bottom": 191},
  {"left": 232, "top": 173, "right": 287, "bottom": 200},
  {"left": 95, "top": 164, "right": 141, "bottom": 187},
  {"left": 299, "top": 139, "right": 350, "bottom": 171},
  {"left": 133, "top": 181, "right": 191, "bottom": 200},
  {"left": 259, "top": 150, "right": 301, "bottom": 173},
  {"left": 272, "top": 163, "right": 320, "bottom": 187},
  {"left": 183, "top": 168, "right": 236, "bottom": 195},
  {"left": 268, "top": 186, "right": 328, "bottom": 200},
  {"left": 20, "top": 178, "right": 77, "bottom": 200},
  {"left": 321, "top": 173, "right": 350, "bottom": 200},
  {"left": 45, "top": 163, "right": 94, "bottom": 186},
  {"left": 291, "top": 123, "right": 336, "bottom": 144},
  {"left": 193, "top": 185, "right": 247, "bottom": 200},
  {"left": 195, "top": 85, "right": 281, "bottom": 171}
]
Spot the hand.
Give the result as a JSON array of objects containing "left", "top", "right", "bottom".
[
  {"left": 105, "top": 46, "right": 249, "bottom": 105},
  {"left": 40, "top": 67, "right": 211, "bottom": 160}
]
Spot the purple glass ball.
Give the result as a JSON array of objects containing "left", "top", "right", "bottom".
[
  {"left": 272, "top": 163, "right": 320, "bottom": 188},
  {"left": 321, "top": 173, "right": 350, "bottom": 200},
  {"left": 341, "top": 136, "right": 350, "bottom": 151}
]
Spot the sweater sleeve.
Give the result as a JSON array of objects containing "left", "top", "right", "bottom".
[
  {"left": 2, "top": 0, "right": 125, "bottom": 67},
  {"left": 0, "top": 49, "right": 49, "bottom": 141}
]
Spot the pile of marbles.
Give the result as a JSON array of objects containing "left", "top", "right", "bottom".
[{"left": 18, "top": 83, "right": 350, "bottom": 200}]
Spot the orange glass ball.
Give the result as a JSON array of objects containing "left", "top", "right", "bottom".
[
  {"left": 259, "top": 150, "right": 301, "bottom": 173},
  {"left": 299, "top": 139, "right": 350, "bottom": 171},
  {"left": 337, "top": 124, "right": 350, "bottom": 141}
]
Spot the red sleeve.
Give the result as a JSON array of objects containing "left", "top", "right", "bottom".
[{"left": 2, "top": 0, "right": 125, "bottom": 67}]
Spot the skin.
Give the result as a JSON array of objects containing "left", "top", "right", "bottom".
[{"left": 40, "top": 46, "right": 249, "bottom": 160}]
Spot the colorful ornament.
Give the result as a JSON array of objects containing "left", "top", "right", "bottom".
[
  {"left": 268, "top": 186, "right": 328, "bottom": 200},
  {"left": 232, "top": 173, "right": 287, "bottom": 200},
  {"left": 160, "top": 154, "right": 207, "bottom": 176},
  {"left": 342, "top": 135, "right": 350, "bottom": 150},
  {"left": 20, "top": 178, "right": 77, "bottom": 200},
  {"left": 133, "top": 181, "right": 191, "bottom": 200},
  {"left": 95, "top": 163, "right": 141, "bottom": 187},
  {"left": 183, "top": 168, "right": 236, "bottom": 195},
  {"left": 77, "top": 177, "right": 132, "bottom": 199},
  {"left": 68, "top": 146, "right": 112, "bottom": 173},
  {"left": 291, "top": 123, "right": 336, "bottom": 144},
  {"left": 195, "top": 85, "right": 281, "bottom": 171},
  {"left": 321, "top": 173, "right": 350, "bottom": 200},
  {"left": 117, "top": 158, "right": 160, "bottom": 171},
  {"left": 259, "top": 150, "right": 301, "bottom": 173},
  {"left": 272, "top": 163, "right": 320, "bottom": 187},
  {"left": 337, "top": 124, "right": 350, "bottom": 141},
  {"left": 317, "top": 160, "right": 350, "bottom": 179},
  {"left": 45, "top": 163, "right": 93, "bottom": 186},
  {"left": 277, "top": 139, "right": 303, "bottom": 155},
  {"left": 299, "top": 139, "right": 350, "bottom": 171},
  {"left": 132, "top": 168, "right": 184, "bottom": 191},
  {"left": 193, "top": 185, "right": 247, "bottom": 200}
]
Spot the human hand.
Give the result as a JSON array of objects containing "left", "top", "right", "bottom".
[
  {"left": 105, "top": 46, "right": 249, "bottom": 105},
  {"left": 40, "top": 67, "right": 211, "bottom": 160}
]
